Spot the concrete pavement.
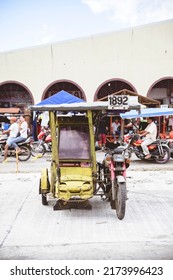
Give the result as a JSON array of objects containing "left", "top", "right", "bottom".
[{"left": 0, "top": 152, "right": 173, "bottom": 259}]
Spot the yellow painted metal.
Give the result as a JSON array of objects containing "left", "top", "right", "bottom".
[
  {"left": 55, "top": 166, "right": 93, "bottom": 200},
  {"left": 60, "top": 166, "right": 92, "bottom": 180},
  {"left": 40, "top": 168, "right": 50, "bottom": 193},
  {"left": 48, "top": 109, "right": 97, "bottom": 202},
  {"left": 49, "top": 111, "right": 59, "bottom": 194},
  {"left": 87, "top": 110, "right": 97, "bottom": 188}
]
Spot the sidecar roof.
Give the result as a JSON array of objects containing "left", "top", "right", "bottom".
[{"left": 30, "top": 101, "right": 141, "bottom": 112}]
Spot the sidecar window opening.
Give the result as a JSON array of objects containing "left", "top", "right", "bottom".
[{"left": 58, "top": 125, "right": 90, "bottom": 160}]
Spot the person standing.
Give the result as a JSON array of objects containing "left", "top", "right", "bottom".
[
  {"left": 2, "top": 117, "right": 19, "bottom": 163},
  {"left": 111, "top": 118, "right": 120, "bottom": 140},
  {"left": 98, "top": 116, "right": 108, "bottom": 149},
  {"left": 139, "top": 117, "right": 157, "bottom": 159},
  {"left": 11, "top": 115, "right": 28, "bottom": 152}
]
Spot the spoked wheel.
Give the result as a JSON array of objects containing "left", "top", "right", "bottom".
[
  {"left": 154, "top": 146, "right": 170, "bottom": 164},
  {"left": 31, "top": 142, "right": 46, "bottom": 157},
  {"left": 18, "top": 146, "right": 31, "bottom": 161},
  {"left": 115, "top": 182, "right": 126, "bottom": 220}
]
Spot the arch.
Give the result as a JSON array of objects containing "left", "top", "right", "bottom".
[
  {"left": 0, "top": 80, "right": 34, "bottom": 112},
  {"left": 42, "top": 79, "right": 86, "bottom": 101},
  {"left": 94, "top": 78, "right": 137, "bottom": 101},
  {"left": 147, "top": 76, "right": 173, "bottom": 106}
]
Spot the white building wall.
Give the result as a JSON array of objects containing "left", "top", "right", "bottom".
[{"left": 0, "top": 19, "right": 173, "bottom": 103}]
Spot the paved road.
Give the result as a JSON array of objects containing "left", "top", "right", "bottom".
[
  {"left": 0, "top": 151, "right": 173, "bottom": 173},
  {"left": 0, "top": 153, "right": 173, "bottom": 260}
]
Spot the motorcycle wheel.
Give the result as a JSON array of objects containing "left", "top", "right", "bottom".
[
  {"left": 31, "top": 142, "right": 46, "bottom": 157},
  {"left": 18, "top": 146, "right": 31, "bottom": 161},
  {"left": 154, "top": 146, "right": 170, "bottom": 164},
  {"left": 115, "top": 182, "right": 126, "bottom": 220}
]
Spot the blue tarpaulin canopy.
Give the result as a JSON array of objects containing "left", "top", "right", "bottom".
[
  {"left": 31, "top": 90, "right": 112, "bottom": 111},
  {"left": 35, "top": 90, "right": 84, "bottom": 107},
  {"left": 31, "top": 90, "right": 85, "bottom": 140},
  {"left": 120, "top": 107, "right": 173, "bottom": 119}
]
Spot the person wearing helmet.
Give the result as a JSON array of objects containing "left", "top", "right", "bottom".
[{"left": 2, "top": 117, "right": 19, "bottom": 163}]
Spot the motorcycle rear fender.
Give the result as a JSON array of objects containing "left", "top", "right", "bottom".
[{"left": 116, "top": 175, "right": 126, "bottom": 183}]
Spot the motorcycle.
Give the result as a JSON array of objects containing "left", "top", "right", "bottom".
[
  {"left": 0, "top": 135, "right": 32, "bottom": 161},
  {"left": 160, "top": 138, "right": 173, "bottom": 159},
  {"left": 97, "top": 144, "right": 131, "bottom": 220},
  {"left": 125, "top": 132, "right": 170, "bottom": 164},
  {"left": 30, "top": 128, "right": 52, "bottom": 157}
]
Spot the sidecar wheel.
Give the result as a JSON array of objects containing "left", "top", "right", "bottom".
[
  {"left": 42, "top": 193, "right": 48, "bottom": 205},
  {"left": 115, "top": 182, "right": 126, "bottom": 220},
  {"left": 154, "top": 146, "right": 170, "bottom": 164}
]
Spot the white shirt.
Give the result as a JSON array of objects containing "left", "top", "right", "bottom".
[
  {"left": 111, "top": 122, "right": 120, "bottom": 132},
  {"left": 20, "top": 121, "right": 28, "bottom": 138},
  {"left": 145, "top": 122, "right": 157, "bottom": 141},
  {"left": 9, "top": 123, "right": 19, "bottom": 138}
]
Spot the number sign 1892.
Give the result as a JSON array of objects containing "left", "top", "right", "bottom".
[{"left": 108, "top": 95, "right": 129, "bottom": 109}]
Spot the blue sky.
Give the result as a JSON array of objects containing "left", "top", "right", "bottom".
[{"left": 0, "top": 0, "right": 173, "bottom": 52}]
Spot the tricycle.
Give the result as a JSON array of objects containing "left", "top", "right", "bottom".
[{"left": 31, "top": 97, "right": 140, "bottom": 220}]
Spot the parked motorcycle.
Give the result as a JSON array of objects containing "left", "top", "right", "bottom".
[
  {"left": 30, "top": 128, "right": 52, "bottom": 157},
  {"left": 125, "top": 133, "right": 170, "bottom": 164},
  {"left": 0, "top": 135, "right": 31, "bottom": 161},
  {"left": 97, "top": 145, "right": 131, "bottom": 220}
]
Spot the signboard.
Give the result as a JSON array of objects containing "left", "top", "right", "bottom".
[{"left": 108, "top": 95, "right": 138, "bottom": 110}]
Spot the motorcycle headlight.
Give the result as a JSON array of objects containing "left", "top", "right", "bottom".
[{"left": 113, "top": 154, "right": 125, "bottom": 162}]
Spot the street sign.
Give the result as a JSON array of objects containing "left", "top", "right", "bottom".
[{"left": 108, "top": 95, "right": 138, "bottom": 109}]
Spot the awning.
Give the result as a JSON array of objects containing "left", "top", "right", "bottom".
[
  {"left": 0, "top": 108, "right": 20, "bottom": 114},
  {"left": 30, "top": 101, "right": 110, "bottom": 111},
  {"left": 120, "top": 107, "right": 173, "bottom": 119}
]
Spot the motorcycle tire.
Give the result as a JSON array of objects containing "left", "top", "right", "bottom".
[
  {"left": 18, "top": 145, "right": 31, "bottom": 161},
  {"left": 31, "top": 142, "right": 46, "bottom": 157},
  {"left": 115, "top": 182, "right": 126, "bottom": 220},
  {"left": 154, "top": 146, "right": 170, "bottom": 164}
]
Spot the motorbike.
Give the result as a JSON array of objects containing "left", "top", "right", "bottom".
[
  {"left": 160, "top": 138, "right": 173, "bottom": 159},
  {"left": 97, "top": 144, "right": 131, "bottom": 220},
  {"left": 125, "top": 132, "right": 170, "bottom": 164},
  {"left": 30, "top": 128, "right": 52, "bottom": 157},
  {"left": 0, "top": 135, "right": 32, "bottom": 161}
]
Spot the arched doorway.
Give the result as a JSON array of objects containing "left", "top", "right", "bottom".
[
  {"left": 147, "top": 77, "right": 173, "bottom": 107},
  {"left": 94, "top": 79, "right": 136, "bottom": 101},
  {"left": 42, "top": 80, "right": 86, "bottom": 101},
  {"left": 0, "top": 81, "right": 34, "bottom": 112}
]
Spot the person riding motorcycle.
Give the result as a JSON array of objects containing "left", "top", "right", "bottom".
[
  {"left": 2, "top": 117, "right": 19, "bottom": 163},
  {"left": 138, "top": 117, "right": 157, "bottom": 159}
]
